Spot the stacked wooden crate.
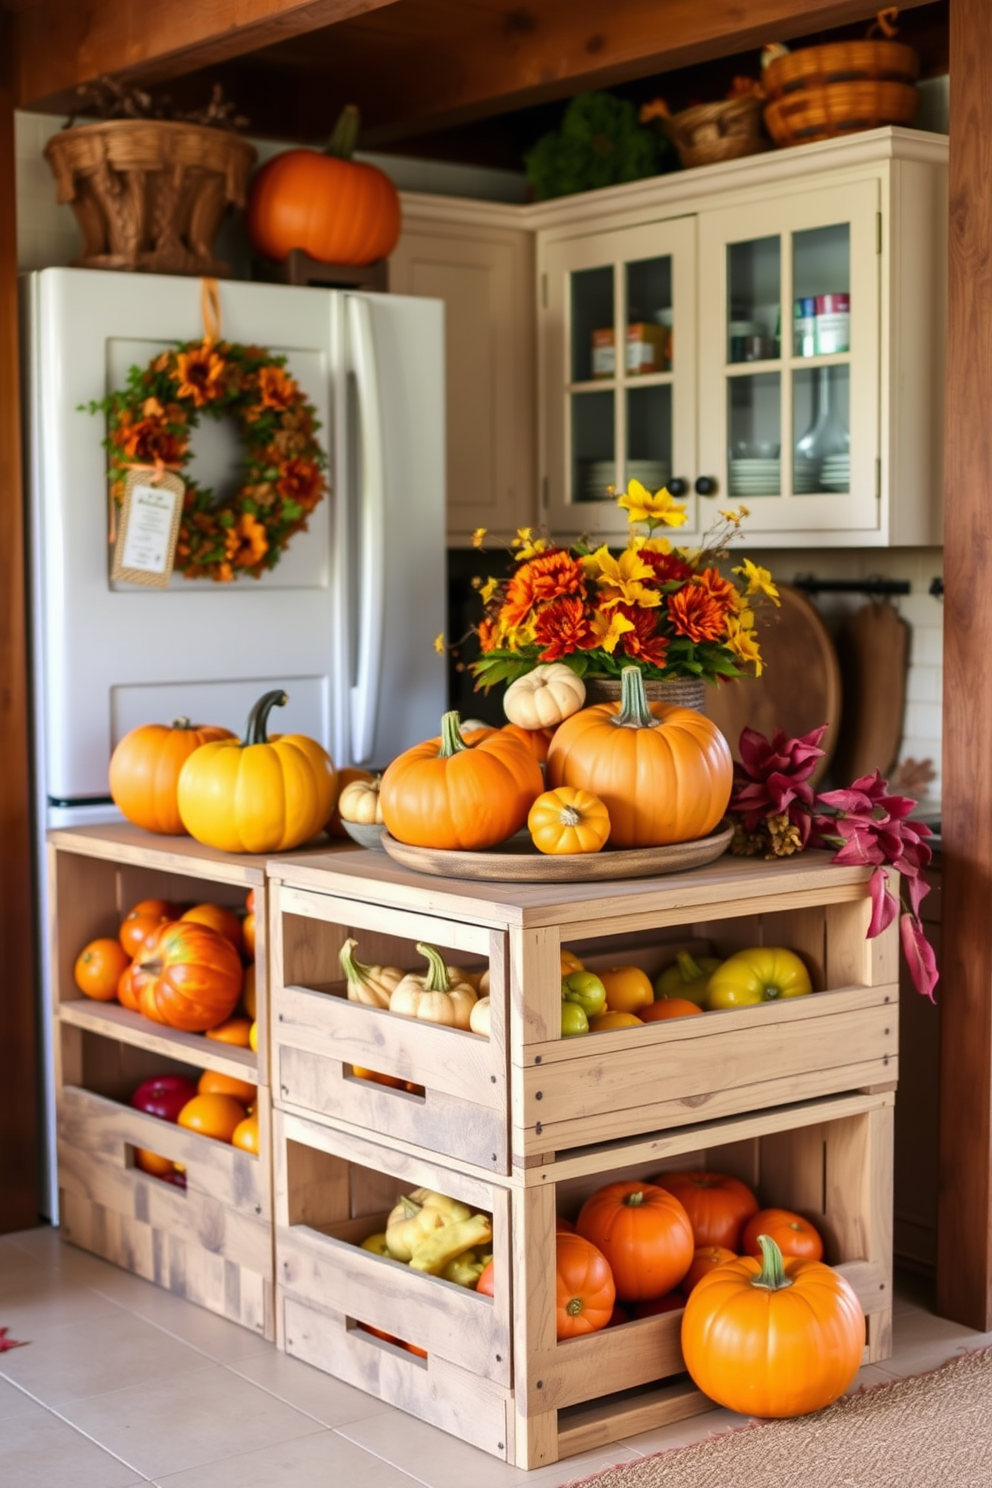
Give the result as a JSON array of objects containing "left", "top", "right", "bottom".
[
  {"left": 49, "top": 822, "right": 333, "bottom": 1340},
  {"left": 266, "top": 847, "right": 899, "bottom": 1470}
]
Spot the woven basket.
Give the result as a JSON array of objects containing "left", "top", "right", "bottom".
[
  {"left": 44, "top": 119, "right": 257, "bottom": 276},
  {"left": 661, "top": 97, "right": 769, "bottom": 170},
  {"left": 764, "top": 79, "right": 920, "bottom": 148},
  {"left": 762, "top": 38, "right": 919, "bottom": 102},
  {"left": 584, "top": 675, "right": 707, "bottom": 714}
]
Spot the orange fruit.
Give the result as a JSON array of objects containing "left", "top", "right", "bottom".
[
  {"left": 243, "top": 913, "right": 256, "bottom": 960},
  {"left": 588, "top": 1010, "right": 644, "bottom": 1031},
  {"left": 205, "top": 1016, "right": 253, "bottom": 1047},
  {"left": 249, "top": 1020, "right": 258, "bottom": 1053},
  {"left": 598, "top": 966, "right": 654, "bottom": 1015},
  {"left": 561, "top": 948, "right": 585, "bottom": 975},
  {"left": 134, "top": 1147, "right": 175, "bottom": 1178},
  {"left": 181, "top": 903, "right": 244, "bottom": 955},
  {"left": 74, "top": 937, "right": 130, "bottom": 1001},
  {"left": 231, "top": 1114, "right": 260, "bottom": 1154},
  {"left": 640, "top": 998, "right": 705, "bottom": 1022},
  {"left": 351, "top": 1065, "right": 405, "bottom": 1089},
  {"left": 120, "top": 908, "right": 173, "bottom": 958},
  {"left": 241, "top": 964, "right": 257, "bottom": 1020},
  {"left": 177, "top": 1093, "right": 247, "bottom": 1143},
  {"left": 198, "top": 1070, "right": 256, "bottom": 1104}
]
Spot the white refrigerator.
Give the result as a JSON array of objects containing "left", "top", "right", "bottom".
[{"left": 22, "top": 266, "right": 447, "bottom": 1212}]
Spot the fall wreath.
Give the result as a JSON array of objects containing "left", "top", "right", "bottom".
[{"left": 92, "top": 337, "right": 327, "bottom": 582}]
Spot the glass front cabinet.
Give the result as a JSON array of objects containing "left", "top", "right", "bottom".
[{"left": 537, "top": 132, "right": 947, "bottom": 547}]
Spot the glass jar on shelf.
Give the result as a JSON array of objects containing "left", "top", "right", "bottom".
[{"left": 794, "top": 365, "right": 850, "bottom": 495}]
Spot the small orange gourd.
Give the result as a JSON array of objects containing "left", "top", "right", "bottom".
[{"left": 528, "top": 786, "right": 610, "bottom": 855}]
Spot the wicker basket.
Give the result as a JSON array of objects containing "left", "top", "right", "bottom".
[
  {"left": 660, "top": 97, "right": 769, "bottom": 170},
  {"left": 764, "top": 79, "right": 920, "bottom": 148},
  {"left": 762, "top": 38, "right": 919, "bottom": 102},
  {"left": 584, "top": 674, "right": 707, "bottom": 713},
  {"left": 44, "top": 119, "right": 257, "bottom": 276}
]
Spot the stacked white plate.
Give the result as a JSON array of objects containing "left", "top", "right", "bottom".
[
  {"left": 821, "top": 454, "right": 851, "bottom": 492},
  {"left": 579, "top": 459, "right": 670, "bottom": 501},
  {"left": 728, "top": 457, "right": 780, "bottom": 497},
  {"left": 793, "top": 456, "right": 821, "bottom": 495}
]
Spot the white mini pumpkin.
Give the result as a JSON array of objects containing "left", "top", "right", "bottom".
[{"left": 503, "top": 663, "right": 586, "bottom": 729}]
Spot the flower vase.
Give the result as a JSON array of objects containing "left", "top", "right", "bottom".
[{"left": 583, "top": 675, "right": 707, "bottom": 713}]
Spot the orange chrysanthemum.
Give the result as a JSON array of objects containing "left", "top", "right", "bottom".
[
  {"left": 617, "top": 605, "right": 670, "bottom": 667},
  {"left": 533, "top": 597, "right": 596, "bottom": 661},
  {"left": 501, "top": 549, "right": 585, "bottom": 629},
  {"left": 667, "top": 585, "right": 726, "bottom": 642},
  {"left": 257, "top": 365, "right": 302, "bottom": 413},
  {"left": 477, "top": 617, "right": 499, "bottom": 653},
  {"left": 116, "top": 414, "right": 185, "bottom": 466},
  {"left": 695, "top": 566, "right": 738, "bottom": 611},
  {"left": 174, "top": 347, "right": 226, "bottom": 406},
  {"left": 277, "top": 457, "right": 325, "bottom": 511},
  {"left": 225, "top": 513, "right": 269, "bottom": 569}
]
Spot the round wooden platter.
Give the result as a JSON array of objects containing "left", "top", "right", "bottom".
[{"left": 380, "top": 822, "right": 735, "bottom": 884}]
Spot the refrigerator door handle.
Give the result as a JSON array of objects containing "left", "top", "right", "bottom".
[{"left": 347, "top": 295, "right": 386, "bottom": 765}]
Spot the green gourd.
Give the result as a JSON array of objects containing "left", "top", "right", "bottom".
[{"left": 654, "top": 953, "right": 723, "bottom": 1007}]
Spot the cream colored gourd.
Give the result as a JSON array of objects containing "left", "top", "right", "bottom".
[
  {"left": 339, "top": 938, "right": 404, "bottom": 1010},
  {"left": 469, "top": 996, "right": 491, "bottom": 1038},
  {"left": 478, "top": 967, "right": 491, "bottom": 996},
  {"left": 338, "top": 776, "right": 384, "bottom": 825},
  {"left": 503, "top": 663, "right": 586, "bottom": 729},
  {"left": 388, "top": 942, "right": 477, "bottom": 1029}
]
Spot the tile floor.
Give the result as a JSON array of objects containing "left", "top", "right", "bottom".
[{"left": 2, "top": 1226, "right": 989, "bottom": 1488}]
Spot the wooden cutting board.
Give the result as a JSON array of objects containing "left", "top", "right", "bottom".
[
  {"left": 705, "top": 584, "right": 842, "bottom": 785},
  {"left": 831, "top": 600, "right": 909, "bottom": 783}
]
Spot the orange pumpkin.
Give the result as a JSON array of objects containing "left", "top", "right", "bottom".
[
  {"left": 682, "top": 1245, "right": 738, "bottom": 1294},
  {"left": 681, "top": 1235, "right": 865, "bottom": 1416},
  {"left": 181, "top": 903, "right": 244, "bottom": 955},
  {"left": 73, "top": 938, "right": 130, "bottom": 1001},
  {"left": 117, "top": 962, "right": 141, "bottom": 1012},
  {"left": 503, "top": 723, "right": 555, "bottom": 764},
  {"left": 109, "top": 719, "right": 234, "bottom": 835},
  {"left": 246, "top": 107, "right": 401, "bottom": 267},
  {"left": 556, "top": 1231, "right": 616, "bottom": 1339},
  {"left": 546, "top": 666, "right": 733, "bottom": 848},
  {"left": 380, "top": 710, "right": 543, "bottom": 850},
  {"left": 740, "top": 1208, "right": 824, "bottom": 1263},
  {"left": 528, "top": 786, "right": 610, "bottom": 855},
  {"left": 654, "top": 1171, "right": 760, "bottom": 1252},
  {"left": 577, "top": 1180, "right": 694, "bottom": 1303},
  {"left": 134, "top": 921, "right": 243, "bottom": 1032}
]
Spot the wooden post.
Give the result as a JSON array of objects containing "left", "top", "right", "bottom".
[
  {"left": 0, "top": 9, "right": 40, "bottom": 1232},
  {"left": 937, "top": 0, "right": 992, "bottom": 1329}
]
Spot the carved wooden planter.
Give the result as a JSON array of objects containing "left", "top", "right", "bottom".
[{"left": 44, "top": 119, "right": 257, "bottom": 276}]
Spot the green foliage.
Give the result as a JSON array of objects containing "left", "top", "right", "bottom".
[{"left": 524, "top": 92, "right": 676, "bottom": 202}]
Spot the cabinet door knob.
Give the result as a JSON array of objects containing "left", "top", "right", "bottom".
[
  {"left": 667, "top": 477, "right": 689, "bottom": 496},
  {"left": 695, "top": 476, "right": 718, "bottom": 496}
]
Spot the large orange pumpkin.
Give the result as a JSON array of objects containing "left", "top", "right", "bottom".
[
  {"left": 134, "top": 921, "right": 243, "bottom": 1032},
  {"left": 109, "top": 719, "right": 235, "bottom": 835},
  {"left": 246, "top": 106, "right": 401, "bottom": 267},
  {"left": 654, "top": 1171, "right": 760, "bottom": 1251},
  {"left": 380, "top": 711, "right": 543, "bottom": 850},
  {"left": 576, "top": 1180, "right": 694, "bottom": 1303},
  {"left": 546, "top": 666, "right": 732, "bottom": 848},
  {"left": 681, "top": 1235, "right": 865, "bottom": 1417}
]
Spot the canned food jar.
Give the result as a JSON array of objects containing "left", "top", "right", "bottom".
[
  {"left": 794, "top": 297, "right": 816, "bottom": 357},
  {"left": 815, "top": 293, "right": 851, "bottom": 354},
  {"left": 591, "top": 328, "right": 615, "bottom": 378}
]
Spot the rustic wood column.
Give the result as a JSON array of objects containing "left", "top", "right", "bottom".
[
  {"left": 937, "top": 0, "right": 992, "bottom": 1328},
  {"left": 0, "top": 11, "right": 40, "bottom": 1233}
]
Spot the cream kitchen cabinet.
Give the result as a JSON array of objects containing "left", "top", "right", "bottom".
[
  {"left": 532, "top": 127, "right": 947, "bottom": 548},
  {"left": 388, "top": 195, "right": 536, "bottom": 545}
]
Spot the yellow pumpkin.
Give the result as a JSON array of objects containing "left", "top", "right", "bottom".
[
  {"left": 469, "top": 996, "right": 492, "bottom": 1037},
  {"left": 177, "top": 690, "right": 337, "bottom": 853},
  {"left": 339, "top": 937, "right": 404, "bottom": 1009},
  {"left": 503, "top": 663, "right": 586, "bottom": 729},
  {"left": 528, "top": 786, "right": 610, "bottom": 855},
  {"left": 546, "top": 666, "right": 732, "bottom": 849},
  {"left": 388, "top": 942, "right": 477, "bottom": 1029},
  {"left": 338, "top": 776, "right": 384, "bottom": 825}
]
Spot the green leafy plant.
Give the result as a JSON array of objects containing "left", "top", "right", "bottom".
[{"left": 524, "top": 92, "right": 676, "bottom": 201}]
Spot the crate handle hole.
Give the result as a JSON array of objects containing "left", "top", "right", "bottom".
[
  {"left": 345, "top": 1067, "right": 426, "bottom": 1101},
  {"left": 125, "top": 1143, "right": 187, "bottom": 1195}
]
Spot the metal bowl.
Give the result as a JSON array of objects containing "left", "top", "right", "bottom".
[{"left": 341, "top": 818, "right": 387, "bottom": 851}]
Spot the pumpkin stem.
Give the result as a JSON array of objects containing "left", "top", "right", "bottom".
[
  {"left": 339, "top": 937, "right": 373, "bottom": 989},
  {"left": 566, "top": 1296, "right": 585, "bottom": 1316},
  {"left": 624, "top": 1191, "right": 646, "bottom": 1208},
  {"left": 324, "top": 104, "right": 361, "bottom": 160},
  {"left": 169, "top": 717, "right": 195, "bottom": 730},
  {"left": 243, "top": 690, "right": 288, "bottom": 746},
  {"left": 676, "top": 952, "right": 704, "bottom": 983},
  {"left": 558, "top": 805, "right": 582, "bottom": 827},
  {"left": 613, "top": 667, "right": 659, "bottom": 730},
  {"left": 752, "top": 1234, "right": 793, "bottom": 1291},
  {"left": 417, "top": 941, "right": 451, "bottom": 994},
  {"left": 438, "top": 711, "right": 470, "bottom": 758}
]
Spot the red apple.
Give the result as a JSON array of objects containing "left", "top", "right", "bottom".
[{"left": 131, "top": 1074, "right": 199, "bottom": 1123}]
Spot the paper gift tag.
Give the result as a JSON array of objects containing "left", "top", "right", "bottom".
[{"left": 111, "top": 469, "right": 185, "bottom": 587}]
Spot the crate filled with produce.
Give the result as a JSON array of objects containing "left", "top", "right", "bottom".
[{"left": 272, "top": 1089, "right": 893, "bottom": 1469}]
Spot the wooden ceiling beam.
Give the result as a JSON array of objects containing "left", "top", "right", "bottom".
[{"left": 10, "top": 0, "right": 402, "bottom": 111}]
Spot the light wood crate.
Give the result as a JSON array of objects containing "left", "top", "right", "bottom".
[
  {"left": 267, "top": 849, "right": 899, "bottom": 1174},
  {"left": 274, "top": 1090, "right": 894, "bottom": 1470},
  {"left": 48, "top": 822, "right": 348, "bottom": 1336}
]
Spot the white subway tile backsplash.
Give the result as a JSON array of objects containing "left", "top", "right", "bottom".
[{"left": 906, "top": 667, "right": 942, "bottom": 704}]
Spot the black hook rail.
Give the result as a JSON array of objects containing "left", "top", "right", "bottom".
[{"left": 791, "top": 577, "right": 911, "bottom": 597}]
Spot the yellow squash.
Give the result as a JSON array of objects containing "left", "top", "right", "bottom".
[
  {"left": 705, "top": 947, "right": 812, "bottom": 1009},
  {"left": 177, "top": 690, "right": 337, "bottom": 853}
]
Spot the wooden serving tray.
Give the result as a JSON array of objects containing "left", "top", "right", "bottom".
[{"left": 380, "top": 823, "right": 734, "bottom": 883}]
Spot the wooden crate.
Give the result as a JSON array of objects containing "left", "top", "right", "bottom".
[
  {"left": 267, "top": 849, "right": 898, "bottom": 1174},
  {"left": 48, "top": 822, "right": 349, "bottom": 1334},
  {"left": 273, "top": 1090, "right": 894, "bottom": 1470}
]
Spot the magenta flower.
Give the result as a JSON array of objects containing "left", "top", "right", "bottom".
[{"left": 730, "top": 724, "right": 827, "bottom": 839}]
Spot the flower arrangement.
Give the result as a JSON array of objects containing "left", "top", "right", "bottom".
[
  {"left": 727, "top": 724, "right": 938, "bottom": 1000},
  {"left": 469, "top": 481, "right": 779, "bottom": 690},
  {"left": 90, "top": 338, "right": 327, "bottom": 582}
]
